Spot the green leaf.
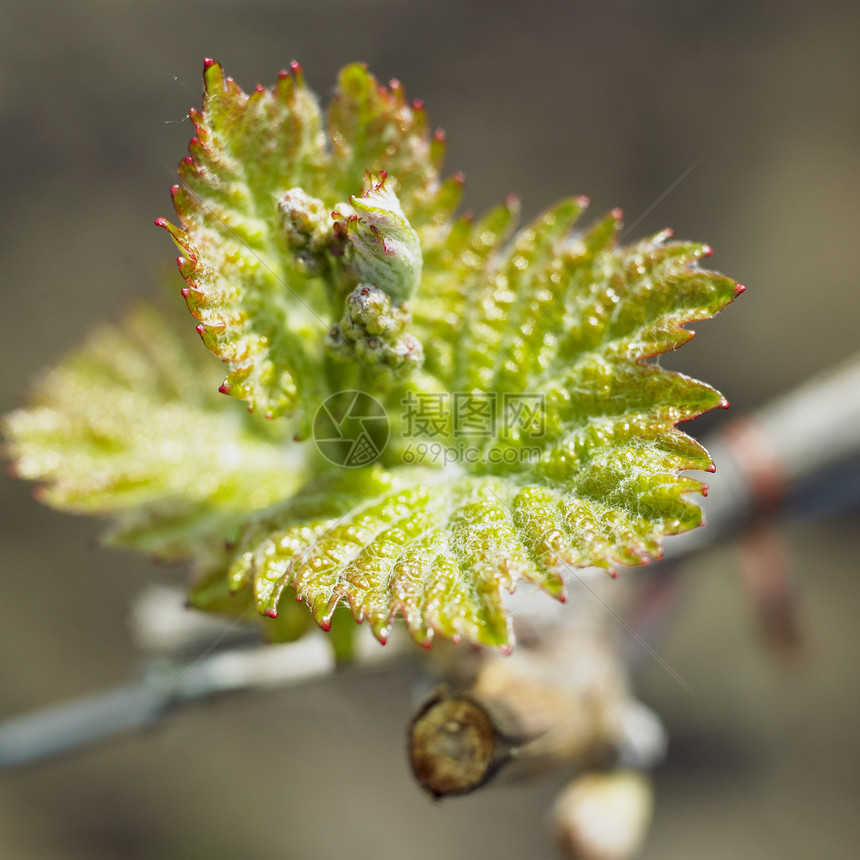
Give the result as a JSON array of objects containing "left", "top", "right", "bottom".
[
  {"left": 4, "top": 61, "right": 743, "bottom": 651},
  {"left": 161, "top": 61, "right": 460, "bottom": 424},
  {"left": 3, "top": 305, "right": 305, "bottom": 561},
  {"left": 414, "top": 196, "right": 521, "bottom": 385},
  {"left": 221, "top": 198, "right": 739, "bottom": 648},
  {"left": 221, "top": 470, "right": 528, "bottom": 647},
  {"left": 327, "top": 64, "right": 462, "bottom": 228},
  {"left": 160, "top": 59, "right": 331, "bottom": 424}
]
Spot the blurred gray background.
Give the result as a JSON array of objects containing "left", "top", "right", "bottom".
[{"left": 1, "top": 1, "right": 858, "bottom": 857}]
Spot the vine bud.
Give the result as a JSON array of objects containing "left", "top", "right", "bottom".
[
  {"left": 277, "top": 188, "right": 332, "bottom": 275},
  {"left": 333, "top": 173, "right": 422, "bottom": 304},
  {"left": 326, "top": 284, "right": 423, "bottom": 384}
]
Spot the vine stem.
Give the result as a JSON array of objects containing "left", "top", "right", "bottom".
[{"left": 0, "top": 634, "right": 344, "bottom": 771}]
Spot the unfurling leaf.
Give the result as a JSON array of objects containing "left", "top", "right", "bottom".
[{"left": 334, "top": 173, "right": 424, "bottom": 304}]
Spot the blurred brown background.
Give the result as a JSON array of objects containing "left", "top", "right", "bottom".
[{"left": 1, "top": 1, "right": 859, "bottom": 857}]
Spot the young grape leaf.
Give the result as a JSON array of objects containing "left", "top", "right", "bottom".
[
  {"left": 215, "top": 204, "right": 740, "bottom": 648},
  {"left": 3, "top": 306, "right": 305, "bottom": 561},
  {"left": 4, "top": 61, "right": 743, "bottom": 650}
]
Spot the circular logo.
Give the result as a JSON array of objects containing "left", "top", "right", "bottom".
[{"left": 313, "top": 390, "right": 389, "bottom": 468}]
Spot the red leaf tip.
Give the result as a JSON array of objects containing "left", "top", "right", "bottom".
[
  {"left": 718, "top": 396, "right": 730, "bottom": 409},
  {"left": 218, "top": 382, "right": 231, "bottom": 394},
  {"left": 203, "top": 58, "right": 216, "bottom": 69},
  {"left": 706, "top": 462, "right": 717, "bottom": 473},
  {"left": 154, "top": 217, "right": 168, "bottom": 228},
  {"left": 735, "top": 283, "right": 746, "bottom": 295}
]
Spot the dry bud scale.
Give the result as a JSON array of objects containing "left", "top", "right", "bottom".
[{"left": 3, "top": 60, "right": 743, "bottom": 651}]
